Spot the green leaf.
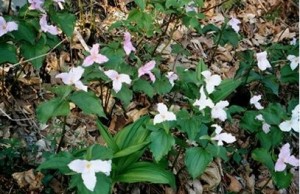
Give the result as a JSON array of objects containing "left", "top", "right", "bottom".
[
  {"left": 219, "top": 28, "right": 240, "bottom": 47},
  {"left": 252, "top": 148, "right": 274, "bottom": 171},
  {"left": 211, "top": 79, "right": 243, "bottom": 102},
  {"left": 115, "top": 162, "right": 176, "bottom": 189},
  {"left": 134, "top": 0, "right": 146, "bottom": 10},
  {"left": 262, "top": 75, "right": 279, "bottom": 95},
  {"left": 37, "top": 152, "right": 73, "bottom": 173},
  {"left": 70, "top": 91, "right": 106, "bottom": 118},
  {"left": 206, "top": 144, "right": 228, "bottom": 161},
  {"left": 153, "top": 76, "right": 173, "bottom": 95},
  {"left": 240, "top": 111, "right": 260, "bottom": 133},
  {"left": 185, "top": 147, "right": 213, "bottom": 179},
  {"left": 0, "top": 43, "right": 18, "bottom": 64},
  {"left": 133, "top": 79, "right": 154, "bottom": 98},
  {"left": 256, "top": 128, "right": 283, "bottom": 150},
  {"left": 114, "top": 141, "right": 149, "bottom": 158},
  {"left": 36, "top": 98, "right": 70, "bottom": 123},
  {"left": 12, "top": 20, "right": 37, "bottom": 44},
  {"left": 272, "top": 171, "right": 293, "bottom": 189},
  {"left": 280, "top": 65, "right": 299, "bottom": 84},
  {"left": 96, "top": 120, "right": 119, "bottom": 152},
  {"left": 90, "top": 144, "right": 113, "bottom": 160},
  {"left": 49, "top": 9, "right": 76, "bottom": 37},
  {"left": 114, "top": 86, "right": 133, "bottom": 107},
  {"left": 20, "top": 39, "right": 50, "bottom": 68},
  {"left": 261, "top": 103, "right": 286, "bottom": 125},
  {"left": 176, "top": 110, "right": 202, "bottom": 140},
  {"left": 150, "top": 130, "right": 175, "bottom": 162},
  {"left": 50, "top": 85, "right": 73, "bottom": 98}
]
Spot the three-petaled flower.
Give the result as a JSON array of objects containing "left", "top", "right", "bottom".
[
  {"left": 279, "top": 105, "right": 299, "bottom": 133},
  {"left": 68, "top": 159, "right": 112, "bottom": 192},
  {"left": 211, "top": 124, "right": 236, "bottom": 146},
  {"left": 104, "top": 70, "right": 131, "bottom": 93},
  {"left": 256, "top": 51, "right": 271, "bottom": 71},
  {"left": 275, "top": 143, "right": 299, "bottom": 172},
  {"left": 228, "top": 17, "right": 241, "bottom": 33},
  {"left": 287, "top": 55, "right": 299, "bottom": 70},
  {"left": 55, "top": 66, "right": 87, "bottom": 91},
  {"left": 28, "top": 0, "right": 45, "bottom": 12},
  {"left": 82, "top": 44, "right": 109, "bottom": 67},
  {"left": 165, "top": 72, "right": 178, "bottom": 87},
  {"left": 201, "top": 70, "right": 222, "bottom": 94},
  {"left": 0, "top": 16, "right": 18, "bottom": 37},
  {"left": 211, "top": 101, "right": 229, "bottom": 121},
  {"left": 153, "top": 103, "right": 176, "bottom": 125},
  {"left": 193, "top": 86, "right": 214, "bottom": 111},
  {"left": 40, "top": 15, "right": 59, "bottom": 35},
  {"left": 123, "top": 32, "right": 136, "bottom": 55},
  {"left": 250, "top": 95, "right": 264, "bottom": 110},
  {"left": 138, "top": 60, "right": 156, "bottom": 82}
]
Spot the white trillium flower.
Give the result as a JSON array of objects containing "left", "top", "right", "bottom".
[
  {"left": 279, "top": 105, "right": 299, "bottom": 133},
  {"left": 255, "top": 114, "right": 271, "bottom": 133},
  {"left": 68, "top": 159, "right": 112, "bottom": 192},
  {"left": 201, "top": 70, "right": 222, "bottom": 94},
  {"left": 287, "top": 55, "right": 299, "bottom": 70},
  {"left": 211, "top": 101, "right": 229, "bottom": 121},
  {"left": 250, "top": 95, "right": 264, "bottom": 110},
  {"left": 0, "top": 16, "right": 18, "bottom": 37},
  {"left": 211, "top": 124, "right": 236, "bottom": 146},
  {"left": 55, "top": 66, "right": 87, "bottom": 91},
  {"left": 256, "top": 51, "right": 271, "bottom": 71},
  {"left": 153, "top": 103, "right": 176, "bottom": 125},
  {"left": 193, "top": 86, "right": 214, "bottom": 111},
  {"left": 165, "top": 72, "right": 178, "bottom": 86},
  {"left": 104, "top": 70, "right": 131, "bottom": 93},
  {"left": 290, "top": 38, "right": 297, "bottom": 45},
  {"left": 228, "top": 17, "right": 241, "bottom": 33},
  {"left": 275, "top": 143, "right": 299, "bottom": 172}
]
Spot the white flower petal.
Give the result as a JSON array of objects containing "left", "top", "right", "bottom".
[
  {"left": 157, "top": 103, "right": 168, "bottom": 113},
  {"left": 256, "top": 51, "right": 271, "bottom": 71},
  {"left": 279, "top": 120, "right": 292, "bottom": 132},
  {"left": 153, "top": 114, "right": 164, "bottom": 125},
  {"left": 90, "top": 160, "right": 112, "bottom": 176},
  {"left": 112, "top": 80, "right": 122, "bottom": 93},
  {"left": 74, "top": 81, "right": 88, "bottom": 92},
  {"left": 68, "top": 159, "right": 86, "bottom": 173},
  {"left": 82, "top": 172, "right": 97, "bottom": 192},
  {"left": 119, "top": 74, "right": 132, "bottom": 85}
]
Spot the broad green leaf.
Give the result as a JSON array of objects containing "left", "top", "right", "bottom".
[
  {"left": 70, "top": 173, "right": 111, "bottom": 194},
  {"left": 206, "top": 144, "right": 228, "bottom": 161},
  {"left": 114, "top": 86, "right": 133, "bottom": 107},
  {"left": 49, "top": 9, "right": 76, "bottom": 37},
  {"left": 280, "top": 65, "right": 299, "bottom": 84},
  {"left": 252, "top": 148, "right": 274, "bottom": 171},
  {"left": 114, "top": 116, "right": 150, "bottom": 149},
  {"left": 133, "top": 79, "right": 154, "bottom": 98},
  {"left": 37, "top": 152, "right": 73, "bottom": 173},
  {"left": 256, "top": 128, "right": 283, "bottom": 150},
  {"left": 12, "top": 20, "right": 36, "bottom": 44},
  {"left": 211, "top": 79, "right": 243, "bottom": 102},
  {"left": 240, "top": 111, "right": 260, "bottom": 133},
  {"left": 115, "top": 162, "right": 176, "bottom": 189},
  {"left": 153, "top": 76, "right": 173, "bottom": 95},
  {"left": 219, "top": 28, "right": 239, "bottom": 47},
  {"left": 113, "top": 141, "right": 149, "bottom": 158},
  {"left": 150, "top": 130, "right": 175, "bottom": 162},
  {"left": 261, "top": 103, "right": 286, "bottom": 125},
  {"left": 272, "top": 171, "right": 293, "bottom": 189},
  {"left": 185, "top": 147, "right": 213, "bottom": 179},
  {"left": 134, "top": 0, "right": 146, "bottom": 10},
  {"left": 196, "top": 59, "right": 208, "bottom": 83},
  {"left": 90, "top": 144, "right": 113, "bottom": 160},
  {"left": 70, "top": 91, "right": 106, "bottom": 118},
  {"left": 36, "top": 98, "right": 70, "bottom": 123},
  {"left": 97, "top": 120, "right": 119, "bottom": 151},
  {"left": 262, "top": 75, "right": 279, "bottom": 95},
  {"left": 0, "top": 43, "right": 18, "bottom": 64},
  {"left": 176, "top": 109, "right": 202, "bottom": 140},
  {"left": 20, "top": 39, "right": 50, "bottom": 68},
  {"left": 50, "top": 85, "right": 73, "bottom": 98}
]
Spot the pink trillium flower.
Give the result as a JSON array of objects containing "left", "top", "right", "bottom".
[
  {"left": 256, "top": 51, "right": 271, "bottom": 71},
  {"left": 211, "top": 100, "right": 229, "bottom": 121},
  {"left": 211, "top": 124, "right": 236, "bottom": 146},
  {"left": 193, "top": 86, "right": 214, "bottom": 111},
  {"left": 165, "top": 72, "right": 178, "bottom": 86},
  {"left": 250, "top": 95, "right": 264, "bottom": 110},
  {"left": 68, "top": 159, "right": 112, "bottom": 191},
  {"left": 153, "top": 103, "right": 176, "bottom": 125},
  {"left": 104, "top": 70, "right": 131, "bottom": 93},
  {"left": 0, "top": 16, "right": 18, "bottom": 37},
  {"left": 55, "top": 66, "right": 87, "bottom": 91},
  {"left": 228, "top": 17, "right": 241, "bottom": 33},
  {"left": 82, "top": 44, "right": 109, "bottom": 67},
  {"left": 201, "top": 70, "right": 222, "bottom": 94},
  {"left": 255, "top": 114, "right": 271, "bottom": 133},
  {"left": 28, "top": 0, "right": 45, "bottom": 12},
  {"left": 275, "top": 143, "right": 299, "bottom": 172},
  {"left": 287, "top": 55, "right": 299, "bottom": 70},
  {"left": 40, "top": 15, "right": 59, "bottom": 35},
  {"left": 279, "top": 105, "right": 299, "bottom": 133},
  {"left": 138, "top": 60, "right": 156, "bottom": 82},
  {"left": 123, "top": 32, "right": 136, "bottom": 55}
]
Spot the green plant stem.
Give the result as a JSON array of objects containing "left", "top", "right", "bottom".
[
  {"left": 56, "top": 116, "right": 67, "bottom": 153},
  {"left": 210, "top": 23, "right": 226, "bottom": 61}
]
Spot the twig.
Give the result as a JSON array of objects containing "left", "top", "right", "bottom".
[
  {"left": 56, "top": 116, "right": 67, "bottom": 153},
  {"left": 0, "top": 107, "right": 33, "bottom": 122}
]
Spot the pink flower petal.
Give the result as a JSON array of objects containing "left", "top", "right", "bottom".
[
  {"left": 94, "top": 54, "right": 109, "bottom": 64},
  {"left": 275, "top": 159, "right": 286, "bottom": 172},
  {"left": 82, "top": 56, "right": 95, "bottom": 67},
  {"left": 123, "top": 32, "right": 136, "bottom": 55}
]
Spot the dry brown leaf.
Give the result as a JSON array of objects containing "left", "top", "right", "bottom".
[
  {"left": 273, "top": 28, "right": 296, "bottom": 42},
  {"left": 12, "top": 169, "right": 44, "bottom": 190},
  {"left": 200, "top": 161, "right": 221, "bottom": 191},
  {"left": 226, "top": 174, "right": 243, "bottom": 193}
]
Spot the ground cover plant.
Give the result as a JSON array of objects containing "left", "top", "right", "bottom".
[{"left": 0, "top": 0, "right": 299, "bottom": 193}]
